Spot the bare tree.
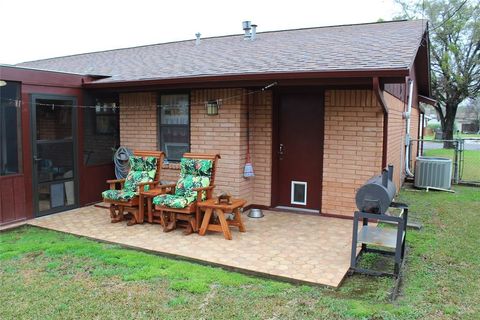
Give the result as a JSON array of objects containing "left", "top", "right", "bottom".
[{"left": 395, "top": 0, "right": 480, "bottom": 146}]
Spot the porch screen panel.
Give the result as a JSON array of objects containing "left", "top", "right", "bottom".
[
  {"left": 159, "top": 94, "right": 190, "bottom": 161},
  {"left": 0, "top": 81, "right": 21, "bottom": 175},
  {"left": 83, "top": 99, "right": 120, "bottom": 166}
]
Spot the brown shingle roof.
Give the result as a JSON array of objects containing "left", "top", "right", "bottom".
[{"left": 17, "top": 20, "right": 427, "bottom": 83}]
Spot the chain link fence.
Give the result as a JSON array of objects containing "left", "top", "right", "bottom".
[{"left": 411, "top": 138, "right": 480, "bottom": 185}]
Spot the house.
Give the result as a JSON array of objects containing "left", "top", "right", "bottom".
[
  {"left": 0, "top": 19, "right": 433, "bottom": 226},
  {"left": 456, "top": 104, "right": 480, "bottom": 134}
]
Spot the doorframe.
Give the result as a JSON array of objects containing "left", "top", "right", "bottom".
[
  {"left": 270, "top": 87, "right": 325, "bottom": 211},
  {"left": 30, "top": 94, "right": 80, "bottom": 217}
]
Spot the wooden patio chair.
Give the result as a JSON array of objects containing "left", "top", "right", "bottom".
[
  {"left": 102, "top": 150, "right": 165, "bottom": 226},
  {"left": 151, "top": 153, "right": 220, "bottom": 234}
]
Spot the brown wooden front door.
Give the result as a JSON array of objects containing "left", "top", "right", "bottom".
[{"left": 274, "top": 90, "right": 324, "bottom": 210}]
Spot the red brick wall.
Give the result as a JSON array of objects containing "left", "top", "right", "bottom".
[
  {"left": 322, "top": 90, "right": 384, "bottom": 216},
  {"left": 385, "top": 92, "right": 405, "bottom": 190},
  {"left": 190, "top": 89, "right": 250, "bottom": 200},
  {"left": 118, "top": 88, "right": 417, "bottom": 217},
  {"left": 191, "top": 89, "right": 272, "bottom": 205},
  {"left": 384, "top": 91, "right": 420, "bottom": 192},
  {"left": 250, "top": 91, "right": 273, "bottom": 206},
  {"left": 119, "top": 92, "right": 157, "bottom": 150},
  {"left": 119, "top": 89, "right": 257, "bottom": 201},
  {"left": 119, "top": 92, "right": 181, "bottom": 181}
]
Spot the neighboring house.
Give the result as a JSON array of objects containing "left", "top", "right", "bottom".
[
  {"left": 456, "top": 105, "right": 480, "bottom": 134},
  {"left": 423, "top": 114, "right": 437, "bottom": 136},
  {"left": 0, "top": 20, "right": 433, "bottom": 226}
]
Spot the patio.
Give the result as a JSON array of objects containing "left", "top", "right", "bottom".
[{"left": 28, "top": 205, "right": 354, "bottom": 287}]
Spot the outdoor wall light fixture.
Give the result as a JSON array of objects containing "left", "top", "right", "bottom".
[
  {"left": 0, "top": 80, "right": 7, "bottom": 87},
  {"left": 205, "top": 99, "right": 221, "bottom": 116}
]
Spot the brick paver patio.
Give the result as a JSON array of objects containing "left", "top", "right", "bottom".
[{"left": 28, "top": 205, "right": 354, "bottom": 287}]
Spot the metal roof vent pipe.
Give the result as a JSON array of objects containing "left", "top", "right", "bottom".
[
  {"left": 243, "top": 21, "right": 252, "bottom": 40},
  {"left": 250, "top": 24, "right": 257, "bottom": 40},
  {"left": 195, "top": 32, "right": 201, "bottom": 45}
]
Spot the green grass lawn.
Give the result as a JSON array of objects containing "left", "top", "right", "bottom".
[
  {"left": 423, "top": 133, "right": 480, "bottom": 141},
  {"left": 1, "top": 186, "right": 479, "bottom": 319},
  {"left": 424, "top": 149, "right": 480, "bottom": 182},
  {"left": 457, "top": 133, "right": 480, "bottom": 139}
]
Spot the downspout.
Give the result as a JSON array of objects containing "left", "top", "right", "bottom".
[
  {"left": 373, "top": 77, "right": 388, "bottom": 168},
  {"left": 418, "top": 112, "right": 424, "bottom": 156},
  {"left": 404, "top": 78, "right": 414, "bottom": 177}
]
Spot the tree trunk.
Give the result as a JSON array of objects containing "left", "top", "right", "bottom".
[{"left": 443, "top": 112, "right": 456, "bottom": 149}]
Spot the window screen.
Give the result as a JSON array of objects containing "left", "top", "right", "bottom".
[
  {"left": 83, "top": 98, "right": 120, "bottom": 166},
  {"left": 0, "top": 81, "right": 21, "bottom": 175},
  {"left": 158, "top": 94, "right": 190, "bottom": 161}
]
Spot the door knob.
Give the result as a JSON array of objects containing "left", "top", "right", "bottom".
[{"left": 279, "top": 143, "right": 285, "bottom": 155}]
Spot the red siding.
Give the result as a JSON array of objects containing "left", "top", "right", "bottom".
[
  {"left": 0, "top": 66, "right": 111, "bottom": 224},
  {"left": 0, "top": 175, "right": 26, "bottom": 225},
  {"left": 81, "top": 164, "right": 115, "bottom": 205}
]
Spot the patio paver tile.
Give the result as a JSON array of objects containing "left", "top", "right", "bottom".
[{"left": 28, "top": 205, "right": 355, "bottom": 287}]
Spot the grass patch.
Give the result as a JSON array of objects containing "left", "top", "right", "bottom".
[
  {"left": 424, "top": 148, "right": 480, "bottom": 181},
  {"left": 424, "top": 133, "right": 480, "bottom": 140},
  {"left": 457, "top": 133, "right": 480, "bottom": 139},
  {"left": 1, "top": 185, "right": 479, "bottom": 319}
]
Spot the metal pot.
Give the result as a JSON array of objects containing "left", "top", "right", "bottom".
[{"left": 248, "top": 208, "right": 264, "bottom": 218}]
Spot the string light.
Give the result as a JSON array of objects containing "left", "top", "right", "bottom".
[{"left": 0, "top": 82, "right": 277, "bottom": 109}]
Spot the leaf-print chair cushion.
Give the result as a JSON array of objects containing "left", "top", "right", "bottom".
[
  {"left": 153, "top": 175, "right": 210, "bottom": 209},
  {"left": 102, "top": 156, "right": 158, "bottom": 202},
  {"left": 152, "top": 158, "right": 213, "bottom": 209},
  {"left": 180, "top": 158, "right": 213, "bottom": 177},
  {"left": 102, "top": 189, "right": 138, "bottom": 201}
]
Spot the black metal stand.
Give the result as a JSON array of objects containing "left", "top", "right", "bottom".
[{"left": 350, "top": 202, "right": 408, "bottom": 278}]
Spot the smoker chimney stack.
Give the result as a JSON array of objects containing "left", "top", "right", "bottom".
[{"left": 195, "top": 32, "right": 201, "bottom": 45}]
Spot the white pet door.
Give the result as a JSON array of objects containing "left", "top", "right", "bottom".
[{"left": 291, "top": 181, "right": 307, "bottom": 205}]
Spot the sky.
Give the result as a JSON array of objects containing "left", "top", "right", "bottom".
[{"left": 0, "top": 0, "right": 400, "bottom": 65}]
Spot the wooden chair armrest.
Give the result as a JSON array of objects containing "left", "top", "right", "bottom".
[
  {"left": 106, "top": 178, "right": 125, "bottom": 190},
  {"left": 158, "top": 183, "right": 177, "bottom": 189},
  {"left": 194, "top": 185, "right": 216, "bottom": 201},
  {"left": 192, "top": 185, "right": 215, "bottom": 192},
  {"left": 137, "top": 181, "right": 157, "bottom": 186},
  {"left": 139, "top": 189, "right": 164, "bottom": 197},
  {"left": 152, "top": 183, "right": 177, "bottom": 194},
  {"left": 206, "top": 185, "right": 216, "bottom": 199},
  {"left": 107, "top": 178, "right": 125, "bottom": 184},
  {"left": 137, "top": 180, "right": 159, "bottom": 192}
]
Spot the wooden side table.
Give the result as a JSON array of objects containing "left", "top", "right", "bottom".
[
  {"left": 139, "top": 188, "right": 164, "bottom": 225},
  {"left": 198, "top": 198, "right": 247, "bottom": 240}
]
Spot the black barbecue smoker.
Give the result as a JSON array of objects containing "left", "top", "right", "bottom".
[{"left": 350, "top": 165, "right": 408, "bottom": 278}]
